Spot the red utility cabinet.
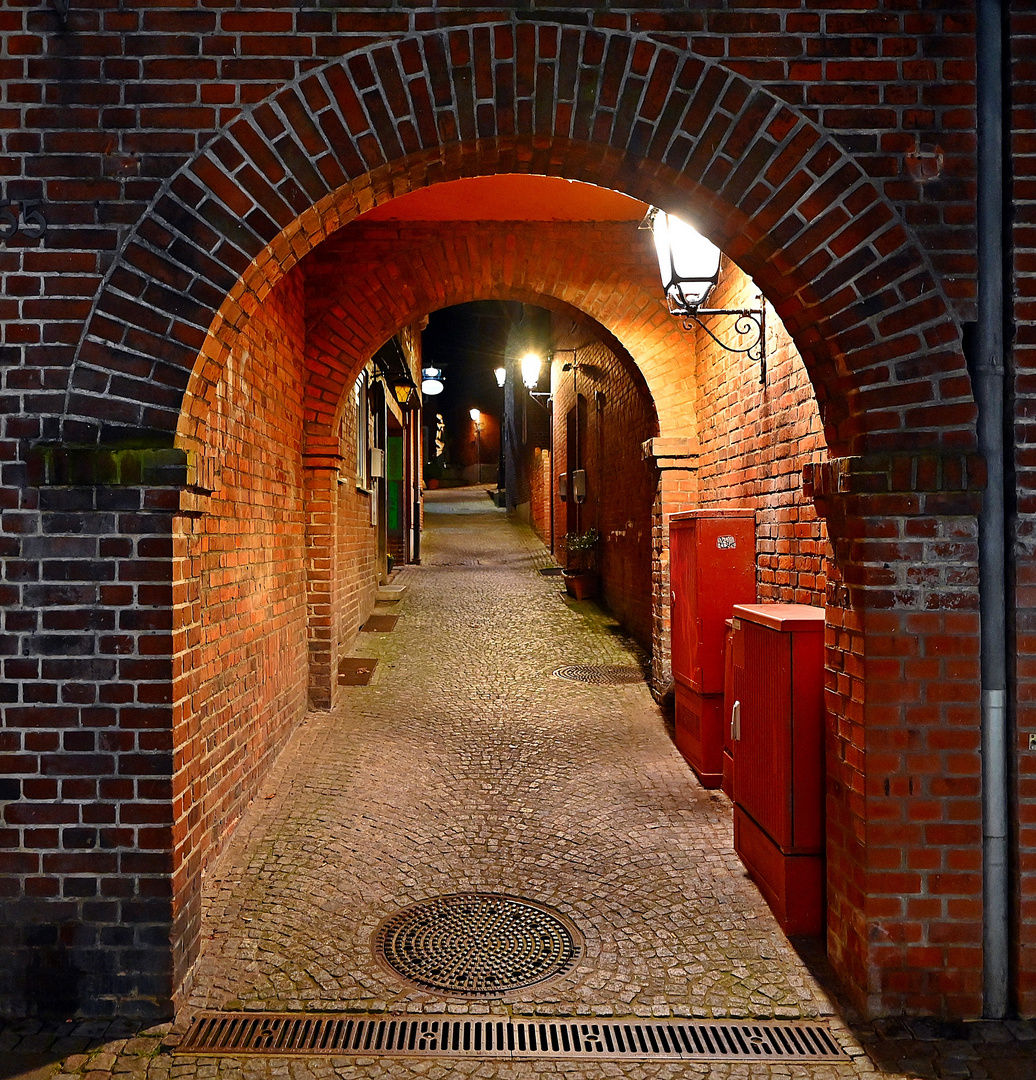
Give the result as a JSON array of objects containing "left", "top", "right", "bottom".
[
  {"left": 729, "top": 603, "right": 825, "bottom": 936},
  {"left": 669, "top": 510, "right": 756, "bottom": 787},
  {"left": 721, "top": 619, "right": 736, "bottom": 799}
]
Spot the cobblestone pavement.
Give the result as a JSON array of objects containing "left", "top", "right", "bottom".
[{"left": 2, "top": 488, "right": 1033, "bottom": 1080}]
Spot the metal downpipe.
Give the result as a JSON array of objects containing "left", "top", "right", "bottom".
[{"left": 976, "top": 0, "right": 1009, "bottom": 1020}]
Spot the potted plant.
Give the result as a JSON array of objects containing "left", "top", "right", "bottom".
[{"left": 561, "top": 528, "right": 600, "bottom": 600}]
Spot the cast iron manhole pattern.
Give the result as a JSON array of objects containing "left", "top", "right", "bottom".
[
  {"left": 179, "top": 1013, "right": 849, "bottom": 1062},
  {"left": 372, "top": 892, "right": 582, "bottom": 997},
  {"left": 552, "top": 665, "right": 643, "bottom": 685}
]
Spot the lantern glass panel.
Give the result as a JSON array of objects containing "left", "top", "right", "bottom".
[{"left": 652, "top": 211, "right": 721, "bottom": 312}]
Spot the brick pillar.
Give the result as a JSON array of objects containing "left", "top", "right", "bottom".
[
  {"left": 806, "top": 451, "right": 985, "bottom": 1018},
  {"left": 644, "top": 438, "right": 698, "bottom": 697},
  {"left": 303, "top": 452, "right": 341, "bottom": 710},
  {"left": 1, "top": 446, "right": 185, "bottom": 1020}
]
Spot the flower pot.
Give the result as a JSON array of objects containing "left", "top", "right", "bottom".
[{"left": 563, "top": 570, "right": 598, "bottom": 600}]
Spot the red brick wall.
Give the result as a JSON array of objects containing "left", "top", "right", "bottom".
[
  {"left": 0, "top": 447, "right": 183, "bottom": 1019},
  {"left": 667, "top": 251, "right": 986, "bottom": 1017},
  {"left": 807, "top": 455, "right": 984, "bottom": 1017},
  {"left": 332, "top": 368, "right": 379, "bottom": 690},
  {"left": 693, "top": 260, "right": 829, "bottom": 608},
  {"left": 550, "top": 320, "right": 658, "bottom": 649},
  {"left": 529, "top": 449, "right": 551, "bottom": 547},
  {"left": 172, "top": 270, "right": 310, "bottom": 996},
  {"left": 0, "top": 3, "right": 1023, "bottom": 1023}
]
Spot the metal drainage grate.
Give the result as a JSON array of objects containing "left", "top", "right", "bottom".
[
  {"left": 338, "top": 657, "right": 377, "bottom": 685},
  {"left": 553, "top": 665, "right": 643, "bottom": 685},
  {"left": 179, "top": 1013, "right": 848, "bottom": 1063},
  {"left": 373, "top": 893, "right": 581, "bottom": 997}
]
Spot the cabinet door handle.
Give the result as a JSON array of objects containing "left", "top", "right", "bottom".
[{"left": 731, "top": 700, "right": 741, "bottom": 741}]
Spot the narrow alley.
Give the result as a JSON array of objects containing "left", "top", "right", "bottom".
[
  {"left": 2, "top": 491, "right": 1033, "bottom": 1080},
  {"left": 186, "top": 486, "right": 830, "bottom": 1023}
]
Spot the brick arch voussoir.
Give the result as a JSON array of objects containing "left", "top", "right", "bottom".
[
  {"left": 300, "top": 230, "right": 684, "bottom": 454},
  {"left": 68, "top": 22, "right": 971, "bottom": 458},
  {"left": 305, "top": 282, "right": 668, "bottom": 455}
]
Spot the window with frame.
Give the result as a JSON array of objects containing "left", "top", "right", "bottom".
[{"left": 355, "top": 368, "right": 370, "bottom": 490}]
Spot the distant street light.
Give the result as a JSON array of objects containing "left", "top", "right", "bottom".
[
  {"left": 469, "top": 408, "right": 482, "bottom": 484},
  {"left": 493, "top": 368, "right": 506, "bottom": 494},
  {"left": 422, "top": 367, "right": 445, "bottom": 395}
]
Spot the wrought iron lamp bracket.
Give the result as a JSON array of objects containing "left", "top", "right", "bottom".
[{"left": 679, "top": 298, "right": 767, "bottom": 383}]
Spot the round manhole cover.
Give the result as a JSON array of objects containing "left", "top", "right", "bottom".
[
  {"left": 553, "top": 665, "right": 643, "bottom": 684},
  {"left": 373, "top": 893, "right": 582, "bottom": 998}
]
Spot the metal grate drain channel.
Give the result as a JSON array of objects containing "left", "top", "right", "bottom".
[
  {"left": 553, "top": 665, "right": 643, "bottom": 685},
  {"left": 180, "top": 1013, "right": 848, "bottom": 1062}
]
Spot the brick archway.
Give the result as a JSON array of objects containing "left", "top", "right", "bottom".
[
  {"left": 299, "top": 220, "right": 676, "bottom": 453},
  {"left": 70, "top": 23, "right": 973, "bottom": 460},
  {"left": 59, "top": 24, "right": 986, "bottom": 1021}
]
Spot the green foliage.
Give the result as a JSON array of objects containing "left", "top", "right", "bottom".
[
  {"left": 561, "top": 528, "right": 599, "bottom": 570},
  {"left": 563, "top": 528, "right": 599, "bottom": 552}
]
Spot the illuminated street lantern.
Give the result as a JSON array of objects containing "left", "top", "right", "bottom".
[
  {"left": 652, "top": 209, "right": 722, "bottom": 314},
  {"left": 649, "top": 208, "right": 767, "bottom": 381},
  {"left": 520, "top": 352, "right": 542, "bottom": 390}
]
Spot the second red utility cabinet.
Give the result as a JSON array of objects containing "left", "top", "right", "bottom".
[
  {"left": 669, "top": 510, "right": 756, "bottom": 787},
  {"left": 729, "top": 603, "right": 826, "bottom": 936}
]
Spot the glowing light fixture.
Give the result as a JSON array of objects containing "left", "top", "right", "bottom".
[
  {"left": 494, "top": 366, "right": 506, "bottom": 388},
  {"left": 469, "top": 409, "right": 482, "bottom": 483},
  {"left": 421, "top": 367, "right": 444, "bottom": 395},
  {"left": 649, "top": 208, "right": 767, "bottom": 381},
  {"left": 520, "top": 352, "right": 543, "bottom": 390},
  {"left": 652, "top": 209, "right": 722, "bottom": 313}
]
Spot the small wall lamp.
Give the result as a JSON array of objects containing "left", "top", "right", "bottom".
[
  {"left": 649, "top": 208, "right": 767, "bottom": 382},
  {"left": 520, "top": 352, "right": 542, "bottom": 390},
  {"left": 494, "top": 366, "right": 506, "bottom": 388},
  {"left": 519, "top": 352, "right": 551, "bottom": 407}
]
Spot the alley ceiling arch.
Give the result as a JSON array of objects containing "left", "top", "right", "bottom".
[
  {"left": 67, "top": 22, "right": 975, "bottom": 459},
  {"left": 298, "top": 179, "right": 672, "bottom": 450}
]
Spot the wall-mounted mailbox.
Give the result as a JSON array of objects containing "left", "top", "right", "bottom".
[
  {"left": 571, "top": 469, "right": 586, "bottom": 501},
  {"left": 558, "top": 472, "right": 568, "bottom": 500},
  {"left": 369, "top": 447, "right": 385, "bottom": 478}
]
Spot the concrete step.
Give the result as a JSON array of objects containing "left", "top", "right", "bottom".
[{"left": 377, "top": 583, "right": 409, "bottom": 602}]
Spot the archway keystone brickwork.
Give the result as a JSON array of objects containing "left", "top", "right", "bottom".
[{"left": 0, "top": 14, "right": 1012, "bottom": 1023}]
